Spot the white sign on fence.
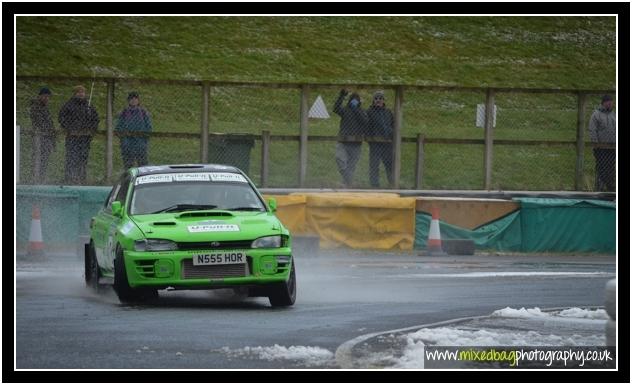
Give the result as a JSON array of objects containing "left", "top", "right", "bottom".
[
  {"left": 476, "top": 104, "right": 497, "bottom": 128},
  {"left": 309, "top": 95, "right": 330, "bottom": 119}
]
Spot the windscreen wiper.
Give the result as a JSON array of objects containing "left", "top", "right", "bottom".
[
  {"left": 224, "top": 207, "right": 265, "bottom": 211},
  {"left": 151, "top": 204, "right": 218, "bottom": 214}
]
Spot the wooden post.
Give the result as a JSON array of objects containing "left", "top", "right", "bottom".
[
  {"left": 16, "top": 125, "right": 21, "bottom": 184},
  {"left": 200, "top": 82, "right": 210, "bottom": 163},
  {"left": 261, "top": 130, "right": 270, "bottom": 187},
  {"left": 415, "top": 134, "right": 425, "bottom": 189},
  {"left": 575, "top": 93, "right": 587, "bottom": 191},
  {"left": 106, "top": 79, "right": 114, "bottom": 181},
  {"left": 299, "top": 85, "right": 309, "bottom": 187},
  {"left": 483, "top": 89, "right": 495, "bottom": 190},
  {"left": 392, "top": 86, "right": 404, "bottom": 189}
]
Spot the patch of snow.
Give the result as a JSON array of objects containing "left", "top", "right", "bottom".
[
  {"left": 221, "top": 345, "right": 334, "bottom": 367},
  {"left": 492, "top": 307, "right": 608, "bottom": 320},
  {"left": 492, "top": 306, "right": 551, "bottom": 318},
  {"left": 554, "top": 308, "right": 609, "bottom": 320},
  {"left": 390, "top": 326, "right": 605, "bottom": 369}
]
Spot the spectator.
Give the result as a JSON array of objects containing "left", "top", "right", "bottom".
[
  {"left": 58, "top": 85, "right": 99, "bottom": 184},
  {"left": 333, "top": 89, "right": 368, "bottom": 188},
  {"left": 115, "top": 91, "right": 152, "bottom": 170},
  {"left": 29, "top": 87, "right": 56, "bottom": 182},
  {"left": 366, "top": 90, "right": 394, "bottom": 188},
  {"left": 588, "top": 94, "right": 616, "bottom": 191}
]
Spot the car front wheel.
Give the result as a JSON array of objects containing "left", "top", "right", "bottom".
[
  {"left": 268, "top": 262, "right": 296, "bottom": 307},
  {"left": 113, "top": 247, "right": 157, "bottom": 303}
]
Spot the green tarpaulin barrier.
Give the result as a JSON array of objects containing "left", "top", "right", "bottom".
[
  {"left": 415, "top": 198, "right": 615, "bottom": 254},
  {"left": 16, "top": 185, "right": 111, "bottom": 253},
  {"left": 415, "top": 210, "right": 523, "bottom": 252},
  {"left": 515, "top": 198, "right": 615, "bottom": 253}
]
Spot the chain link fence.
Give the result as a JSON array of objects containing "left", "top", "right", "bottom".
[{"left": 16, "top": 77, "right": 616, "bottom": 191}]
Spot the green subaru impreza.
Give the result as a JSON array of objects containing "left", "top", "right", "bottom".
[{"left": 84, "top": 164, "right": 296, "bottom": 307}]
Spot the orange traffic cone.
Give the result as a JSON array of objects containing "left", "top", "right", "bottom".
[
  {"left": 426, "top": 206, "right": 447, "bottom": 256},
  {"left": 27, "top": 205, "right": 45, "bottom": 259}
]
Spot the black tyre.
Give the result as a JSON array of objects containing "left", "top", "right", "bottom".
[
  {"left": 84, "top": 241, "right": 101, "bottom": 292},
  {"left": 268, "top": 262, "right": 296, "bottom": 307},
  {"left": 113, "top": 247, "right": 157, "bottom": 303}
]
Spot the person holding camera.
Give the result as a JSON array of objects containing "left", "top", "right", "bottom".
[{"left": 333, "top": 89, "right": 368, "bottom": 188}]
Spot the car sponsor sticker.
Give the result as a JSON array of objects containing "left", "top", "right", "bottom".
[
  {"left": 135, "top": 174, "right": 173, "bottom": 185},
  {"left": 187, "top": 224, "right": 240, "bottom": 233},
  {"left": 173, "top": 173, "right": 210, "bottom": 182},
  {"left": 209, "top": 173, "right": 247, "bottom": 183},
  {"left": 135, "top": 172, "right": 246, "bottom": 185}
]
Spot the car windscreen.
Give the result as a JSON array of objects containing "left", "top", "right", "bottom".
[{"left": 129, "top": 174, "right": 265, "bottom": 215}]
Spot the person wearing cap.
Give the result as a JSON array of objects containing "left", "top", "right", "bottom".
[
  {"left": 588, "top": 94, "right": 616, "bottom": 191},
  {"left": 333, "top": 89, "right": 369, "bottom": 188},
  {"left": 366, "top": 90, "right": 395, "bottom": 188},
  {"left": 115, "top": 91, "right": 153, "bottom": 170},
  {"left": 58, "top": 85, "right": 100, "bottom": 184},
  {"left": 29, "top": 87, "right": 57, "bottom": 182}
]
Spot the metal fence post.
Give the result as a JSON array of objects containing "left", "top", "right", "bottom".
[
  {"left": 261, "top": 130, "right": 270, "bottom": 187},
  {"left": 201, "top": 82, "right": 210, "bottom": 163},
  {"left": 299, "top": 85, "right": 309, "bottom": 187},
  {"left": 575, "top": 93, "right": 587, "bottom": 191},
  {"left": 415, "top": 134, "right": 425, "bottom": 189},
  {"left": 16, "top": 125, "right": 21, "bottom": 184},
  {"left": 484, "top": 88, "right": 495, "bottom": 190},
  {"left": 32, "top": 129, "right": 41, "bottom": 183},
  {"left": 106, "top": 79, "right": 114, "bottom": 182},
  {"left": 393, "top": 86, "right": 404, "bottom": 189}
]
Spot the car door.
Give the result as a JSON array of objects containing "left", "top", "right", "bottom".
[
  {"left": 92, "top": 180, "right": 121, "bottom": 273},
  {"left": 104, "top": 175, "right": 132, "bottom": 271}
]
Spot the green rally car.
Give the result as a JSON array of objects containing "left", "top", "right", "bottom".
[{"left": 84, "top": 164, "right": 296, "bottom": 307}]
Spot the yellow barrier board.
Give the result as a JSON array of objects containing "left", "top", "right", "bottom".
[
  {"left": 266, "top": 193, "right": 416, "bottom": 250},
  {"left": 303, "top": 193, "right": 415, "bottom": 250},
  {"left": 263, "top": 194, "right": 308, "bottom": 235}
]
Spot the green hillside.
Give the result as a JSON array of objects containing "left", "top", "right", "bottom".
[
  {"left": 16, "top": 16, "right": 615, "bottom": 89},
  {"left": 15, "top": 16, "right": 616, "bottom": 190}
]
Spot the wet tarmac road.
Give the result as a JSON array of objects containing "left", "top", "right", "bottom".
[{"left": 15, "top": 250, "right": 615, "bottom": 369}]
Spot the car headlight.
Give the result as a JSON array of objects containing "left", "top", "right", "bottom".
[
  {"left": 251, "top": 235, "right": 282, "bottom": 249},
  {"left": 134, "top": 239, "right": 178, "bottom": 251}
]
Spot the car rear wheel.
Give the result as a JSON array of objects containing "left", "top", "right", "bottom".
[
  {"left": 113, "top": 247, "right": 158, "bottom": 303},
  {"left": 268, "top": 262, "right": 296, "bottom": 307}
]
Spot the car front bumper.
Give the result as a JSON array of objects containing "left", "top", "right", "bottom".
[{"left": 123, "top": 248, "right": 293, "bottom": 289}]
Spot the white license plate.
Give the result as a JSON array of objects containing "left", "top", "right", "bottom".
[{"left": 192, "top": 251, "right": 246, "bottom": 266}]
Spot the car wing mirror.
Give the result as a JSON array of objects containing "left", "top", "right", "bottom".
[
  {"left": 267, "top": 198, "right": 277, "bottom": 213},
  {"left": 112, "top": 201, "right": 123, "bottom": 218}
]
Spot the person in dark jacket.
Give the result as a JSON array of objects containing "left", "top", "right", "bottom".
[
  {"left": 115, "top": 91, "right": 153, "bottom": 169},
  {"left": 29, "top": 87, "right": 57, "bottom": 182},
  {"left": 366, "top": 90, "right": 394, "bottom": 188},
  {"left": 333, "top": 89, "right": 369, "bottom": 188},
  {"left": 58, "top": 85, "right": 100, "bottom": 185},
  {"left": 588, "top": 94, "right": 616, "bottom": 191}
]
